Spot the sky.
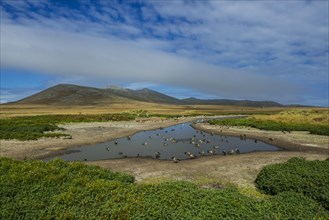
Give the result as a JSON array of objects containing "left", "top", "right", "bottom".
[{"left": 0, "top": 0, "right": 328, "bottom": 106}]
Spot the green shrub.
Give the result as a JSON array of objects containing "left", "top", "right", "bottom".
[
  {"left": 255, "top": 157, "right": 329, "bottom": 210},
  {"left": 263, "top": 191, "right": 328, "bottom": 219},
  {"left": 1, "top": 157, "right": 328, "bottom": 219}
]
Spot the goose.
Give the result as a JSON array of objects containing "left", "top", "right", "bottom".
[
  {"left": 195, "top": 143, "right": 200, "bottom": 147},
  {"left": 114, "top": 140, "right": 118, "bottom": 145},
  {"left": 155, "top": 152, "right": 161, "bottom": 159},
  {"left": 184, "top": 151, "right": 192, "bottom": 156},
  {"left": 106, "top": 147, "right": 110, "bottom": 151},
  {"left": 228, "top": 149, "right": 235, "bottom": 155},
  {"left": 189, "top": 154, "right": 197, "bottom": 159},
  {"left": 235, "top": 148, "right": 240, "bottom": 154},
  {"left": 199, "top": 151, "right": 206, "bottom": 156},
  {"left": 172, "top": 156, "right": 180, "bottom": 163},
  {"left": 142, "top": 142, "right": 148, "bottom": 146},
  {"left": 163, "top": 143, "right": 168, "bottom": 147}
]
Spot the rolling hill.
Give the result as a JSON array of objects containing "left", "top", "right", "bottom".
[{"left": 13, "top": 84, "right": 283, "bottom": 107}]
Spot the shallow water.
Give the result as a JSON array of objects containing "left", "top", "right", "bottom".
[{"left": 44, "top": 122, "right": 281, "bottom": 162}]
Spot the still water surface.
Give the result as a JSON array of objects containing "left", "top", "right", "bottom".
[{"left": 45, "top": 121, "right": 281, "bottom": 162}]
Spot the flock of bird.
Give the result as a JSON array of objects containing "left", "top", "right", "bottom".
[{"left": 104, "top": 124, "right": 246, "bottom": 163}]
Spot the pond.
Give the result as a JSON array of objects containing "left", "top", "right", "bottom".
[{"left": 44, "top": 121, "right": 281, "bottom": 162}]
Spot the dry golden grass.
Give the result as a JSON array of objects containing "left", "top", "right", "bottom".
[
  {"left": 0, "top": 103, "right": 288, "bottom": 118},
  {"left": 254, "top": 108, "right": 329, "bottom": 126}
]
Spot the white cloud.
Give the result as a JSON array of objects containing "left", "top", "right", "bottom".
[{"left": 0, "top": 0, "right": 328, "bottom": 105}]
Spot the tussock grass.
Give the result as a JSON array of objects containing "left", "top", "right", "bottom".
[{"left": 209, "top": 109, "right": 329, "bottom": 136}]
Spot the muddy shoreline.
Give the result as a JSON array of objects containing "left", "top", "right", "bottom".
[{"left": 192, "top": 123, "right": 329, "bottom": 154}]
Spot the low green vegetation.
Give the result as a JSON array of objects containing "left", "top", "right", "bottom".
[
  {"left": 0, "top": 113, "right": 138, "bottom": 141},
  {"left": 0, "top": 110, "right": 210, "bottom": 141},
  {"left": 255, "top": 157, "right": 329, "bottom": 210},
  {"left": 209, "top": 109, "right": 329, "bottom": 135},
  {"left": 1, "top": 157, "right": 328, "bottom": 219}
]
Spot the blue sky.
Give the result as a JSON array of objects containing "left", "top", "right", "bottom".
[{"left": 1, "top": 0, "right": 328, "bottom": 106}]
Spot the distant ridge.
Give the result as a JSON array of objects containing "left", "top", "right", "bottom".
[
  {"left": 182, "top": 97, "right": 283, "bottom": 107},
  {"left": 14, "top": 84, "right": 283, "bottom": 107}
]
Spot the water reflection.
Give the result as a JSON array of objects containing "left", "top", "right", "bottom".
[{"left": 45, "top": 122, "right": 281, "bottom": 162}]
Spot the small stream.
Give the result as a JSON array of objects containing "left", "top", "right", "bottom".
[{"left": 44, "top": 120, "right": 281, "bottom": 162}]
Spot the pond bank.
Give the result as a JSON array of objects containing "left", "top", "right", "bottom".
[
  {"left": 192, "top": 123, "right": 329, "bottom": 154},
  {"left": 88, "top": 151, "right": 328, "bottom": 188}
]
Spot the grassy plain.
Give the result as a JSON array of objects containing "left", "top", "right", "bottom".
[{"left": 0, "top": 103, "right": 289, "bottom": 118}]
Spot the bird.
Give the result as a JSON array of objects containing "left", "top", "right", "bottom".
[
  {"left": 189, "top": 154, "right": 197, "bottom": 159},
  {"left": 127, "top": 136, "right": 131, "bottom": 140},
  {"left": 254, "top": 139, "right": 258, "bottom": 143},
  {"left": 199, "top": 151, "right": 206, "bottom": 156},
  {"left": 213, "top": 145, "right": 220, "bottom": 149},
  {"left": 163, "top": 143, "right": 168, "bottom": 147},
  {"left": 228, "top": 149, "right": 235, "bottom": 155},
  {"left": 118, "top": 152, "right": 123, "bottom": 155},
  {"left": 142, "top": 142, "right": 148, "bottom": 146},
  {"left": 235, "top": 148, "right": 240, "bottom": 154},
  {"left": 222, "top": 150, "right": 227, "bottom": 156},
  {"left": 172, "top": 156, "right": 180, "bottom": 163},
  {"left": 106, "top": 147, "right": 110, "bottom": 151},
  {"left": 155, "top": 152, "right": 161, "bottom": 159},
  {"left": 114, "top": 140, "right": 118, "bottom": 145}
]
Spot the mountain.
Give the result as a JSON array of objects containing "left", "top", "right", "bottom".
[
  {"left": 13, "top": 84, "right": 283, "bottom": 107},
  {"left": 14, "top": 84, "right": 181, "bottom": 105}
]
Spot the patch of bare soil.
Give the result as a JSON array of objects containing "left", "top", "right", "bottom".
[{"left": 88, "top": 151, "right": 327, "bottom": 188}]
